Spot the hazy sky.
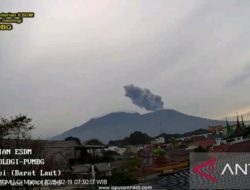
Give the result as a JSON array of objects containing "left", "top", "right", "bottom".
[{"left": 1, "top": 0, "right": 250, "bottom": 138}]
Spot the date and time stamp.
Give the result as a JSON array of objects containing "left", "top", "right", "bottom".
[{"left": 0, "top": 148, "right": 109, "bottom": 187}]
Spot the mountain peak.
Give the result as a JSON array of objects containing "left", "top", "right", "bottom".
[{"left": 51, "top": 109, "right": 224, "bottom": 142}]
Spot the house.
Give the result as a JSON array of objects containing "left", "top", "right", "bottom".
[
  {"left": 212, "top": 144, "right": 231, "bottom": 152},
  {"left": 209, "top": 125, "right": 224, "bottom": 133},
  {"left": 71, "top": 164, "right": 92, "bottom": 177},
  {"left": 215, "top": 116, "right": 250, "bottom": 145},
  {"left": 124, "top": 145, "right": 140, "bottom": 158},
  {"left": 106, "top": 146, "right": 126, "bottom": 155},
  {"left": 43, "top": 140, "right": 79, "bottom": 170},
  {"left": 71, "top": 163, "right": 111, "bottom": 178},
  {"left": 138, "top": 145, "right": 154, "bottom": 165},
  {"left": 212, "top": 141, "right": 250, "bottom": 152},
  {"left": 80, "top": 145, "right": 108, "bottom": 157},
  {"left": 187, "top": 139, "right": 215, "bottom": 150},
  {"left": 151, "top": 137, "right": 165, "bottom": 145}
]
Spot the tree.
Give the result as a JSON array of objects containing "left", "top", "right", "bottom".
[
  {"left": 65, "top": 136, "right": 81, "bottom": 145},
  {"left": 156, "top": 133, "right": 181, "bottom": 143},
  {"left": 193, "top": 146, "right": 208, "bottom": 152},
  {"left": 107, "top": 170, "right": 138, "bottom": 186},
  {"left": 0, "top": 114, "right": 34, "bottom": 147},
  {"left": 153, "top": 146, "right": 166, "bottom": 157},
  {"left": 0, "top": 114, "right": 44, "bottom": 190},
  {"left": 170, "top": 137, "right": 179, "bottom": 149},
  {"left": 122, "top": 131, "right": 152, "bottom": 145},
  {"left": 153, "top": 146, "right": 167, "bottom": 166},
  {"left": 86, "top": 138, "right": 103, "bottom": 145}
]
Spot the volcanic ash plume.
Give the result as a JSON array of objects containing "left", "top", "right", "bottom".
[{"left": 124, "top": 84, "right": 164, "bottom": 111}]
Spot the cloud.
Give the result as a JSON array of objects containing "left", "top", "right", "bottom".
[
  {"left": 124, "top": 85, "right": 164, "bottom": 111},
  {"left": 1, "top": 0, "right": 250, "bottom": 137}
]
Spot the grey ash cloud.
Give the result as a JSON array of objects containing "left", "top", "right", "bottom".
[{"left": 124, "top": 85, "right": 164, "bottom": 111}]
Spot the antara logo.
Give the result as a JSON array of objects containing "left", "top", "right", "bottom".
[
  {"left": 191, "top": 153, "right": 250, "bottom": 189},
  {"left": 192, "top": 157, "right": 218, "bottom": 183},
  {"left": 221, "top": 163, "right": 250, "bottom": 175},
  {"left": 192, "top": 156, "right": 250, "bottom": 183}
]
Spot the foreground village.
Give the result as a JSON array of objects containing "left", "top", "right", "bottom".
[{"left": 1, "top": 114, "right": 250, "bottom": 190}]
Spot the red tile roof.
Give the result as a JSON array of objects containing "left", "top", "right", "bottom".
[
  {"left": 228, "top": 141, "right": 250, "bottom": 152},
  {"left": 194, "top": 139, "right": 215, "bottom": 149},
  {"left": 212, "top": 141, "right": 250, "bottom": 152},
  {"left": 212, "top": 144, "right": 231, "bottom": 152}
]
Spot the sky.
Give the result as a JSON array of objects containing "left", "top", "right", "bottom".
[{"left": 1, "top": 0, "right": 250, "bottom": 138}]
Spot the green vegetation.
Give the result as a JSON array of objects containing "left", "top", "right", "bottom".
[
  {"left": 109, "top": 129, "right": 211, "bottom": 146},
  {"left": 153, "top": 146, "right": 166, "bottom": 157},
  {"left": 85, "top": 138, "right": 104, "bottom": 145},
  {"left": 108, "top": 170, "right": 138, "bottom": 185},
  {"left": 170, "top": 137, "right": 179, "bottom": 149},
  {"left": 65, "top": 136, "right": 81, "bottom": 145},
  {"left": 122, "top": 157, "right": 143, "bottom": 172},
  {"left": 123, "top": 131, "right": 151, "bottom": 145},
  {"left": 193, "top": 145, "right": 208, "bottom": 152},
  {"left": 0, "top": 114, "right": 34, "bottom": 142},
  {"left": 156, "top": 133, "right": 181, "bottom": 143},
  {"left": 106, "top": 158, "right": 142, "bottom": 186},
  {"left": 0, "top": 114, "right": 45, "bottom": 190},
  {"left": 109, "top": 131, "right": 152, "bottom": 146},
  {"left": 103, "top": 150, "right": 120, "bottom": 162}
]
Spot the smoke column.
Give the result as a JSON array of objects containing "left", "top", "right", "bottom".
[{"left": 124, "top": 84, "right": 164, "bottom": 111}]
